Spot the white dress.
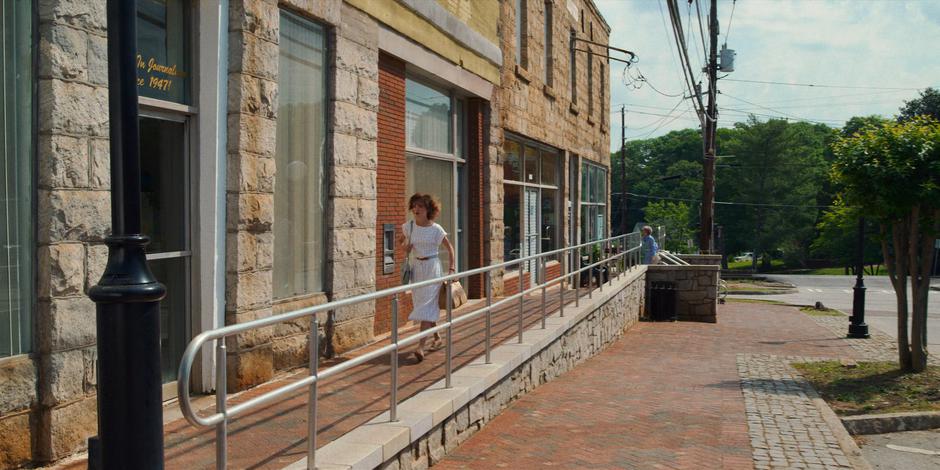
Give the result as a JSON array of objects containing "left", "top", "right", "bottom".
[{"left": 403, "top": 222, "right": 447, "bottom": 322}]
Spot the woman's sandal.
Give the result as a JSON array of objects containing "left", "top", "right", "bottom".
[
  {"left": 429, "top": 339, "right": 444, "bottom": 351},
  {"left": 414, "top": 349, "right": 425, "bottom": 363}
]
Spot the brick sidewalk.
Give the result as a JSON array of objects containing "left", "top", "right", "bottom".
[{"left": 436, "top": 301, "right": 862, "bottom": 469}]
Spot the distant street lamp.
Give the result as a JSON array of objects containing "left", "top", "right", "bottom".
[
  {"left": 848, "top": 217, "right": 870, "bottom": 338},
  {"left": 87, "top": 1, "right": 167, "bottom": 468}
]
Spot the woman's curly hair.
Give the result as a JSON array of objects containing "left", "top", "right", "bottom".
[{"left": 408, "top": 193, "right": 441, "bottom": 220}]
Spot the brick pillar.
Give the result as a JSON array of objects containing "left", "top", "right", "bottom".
[
  {"left": 373, "top": 53, "right": 410, "bottom": 336},
  {"left": 466, "top": 99, "right": 487, "bottom": 299}
]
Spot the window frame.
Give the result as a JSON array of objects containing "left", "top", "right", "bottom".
[
  {"left": 404, "top": 74, "right": 467, "bottom": 272},
  {"left": 579, "top": 160, "right": 608, "bottom": 243},
  {"left": 502, "top": 134, "right": 563, "bottom": 271},
  {"left": 515, "top": 0, "right": 528, "bottom": 68},
  {"left": 272, "top": 9, "right": 329, "bottom": 301},
  {"left": 543, "top": 0, "right": 553, "bottom": 86}
]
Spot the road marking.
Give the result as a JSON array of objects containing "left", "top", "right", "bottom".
[
  {"left": 886, "top": 444, "right": 940, "bottom": 456},
  {"left": 842, "top": 289, "right": 852, "bottom": 294},
  {"left": 881, "top": 290, "right": 893, "bottom": 294}
]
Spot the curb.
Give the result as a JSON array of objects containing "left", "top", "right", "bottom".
[
  {"left": 810, "top": 393, "right": 874, "bottom": 470},
  {"left": 841, "top": 411, "right": 940, "bottom": 435},
  {"left": 725, "top": 289, "right": 798, "bottom": 295}
]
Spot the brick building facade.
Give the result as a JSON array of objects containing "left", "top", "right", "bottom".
[{"left": 0, "top": 0, "right": 610, "bottom": 466}]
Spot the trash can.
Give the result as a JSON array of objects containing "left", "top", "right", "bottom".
[{"left": 650, "top": 281, "right": 677, "bottom": 321}]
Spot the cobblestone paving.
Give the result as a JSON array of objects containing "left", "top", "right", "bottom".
[
  {"left": 808, "top": 314, "right": 938, "bottom": 365},
  {"left": 738, "top": 354, "right": 854, "bottom": 469}
]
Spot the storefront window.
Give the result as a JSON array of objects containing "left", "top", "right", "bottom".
[
  {"left": 405, "top": 79, "right": 452, "bottom": 154},
  {"left": 137, "top": 0, "right": 191, "bottom": 104},
  {"left": 504, "top": 140, "right": 521, "bottom": 181},
  {"left": 580, "top": 161, "right": 607, "bottom": 243},
  {"left": 503, "top": 136, "right": 561, "bottom": 271},
  {"left": 0, "top": 0, "right": 32, "bottom": 358},
  {"left": 406, "top": 156, "right": 457, "bottom": 273},
  {"left": 274, "top": 11, "right": 327, "bottom": 299}
]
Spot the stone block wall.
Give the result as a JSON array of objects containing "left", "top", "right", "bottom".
[
  {"left": 677, "top": 254, "right": 723, "bottom": 266},
  {"left": 646, "top": 265, "right": 719, "bottom": 323},
  {"left": 225, "top": 0, "right": 379, "bottom": 388},
  {"left": 30, "top": 0, "right": 110, "bottom": 463},
  {"left": 498, "top": 0, "right": 610, "bottom": 164},
  {"left": 380, "top": 270, "right": 645, "bottom": 469}
]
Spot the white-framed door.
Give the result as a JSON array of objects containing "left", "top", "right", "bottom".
[{"left": 523, "top": 188, "right": 539, "bottom": 284}]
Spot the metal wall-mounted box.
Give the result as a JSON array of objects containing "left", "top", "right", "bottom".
[{"left": 383, "top": 224, "right": 395, "bottom": 274}]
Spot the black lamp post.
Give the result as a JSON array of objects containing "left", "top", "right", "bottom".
[
  {"left": 87, "top": 1, "right": 167, "bottom": 468},
  {"left": 848, "top": 217, "right": 869, "bottom": 338}
]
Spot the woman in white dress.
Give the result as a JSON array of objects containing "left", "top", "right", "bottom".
[{"left": 402, "top": 193, "right": 456, "bottom": 362}]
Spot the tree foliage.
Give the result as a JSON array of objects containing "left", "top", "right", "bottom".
[
  {"left": 643, "top": 201, "right": 695, "bottom": 252},
  {"left": 715, "top": 117, "right": 832, "bottom": 269},
  {"left": 898, "top": 87, "right": 940, "bottom": 122},
  {"left": 831, "top": 116, "right": 940, "bottom": 372}
]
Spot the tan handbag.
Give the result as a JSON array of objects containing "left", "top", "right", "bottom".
[{"left": 438, "top": 280, "right": 468, "bottom": 309}]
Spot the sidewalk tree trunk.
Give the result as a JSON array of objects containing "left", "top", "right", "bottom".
[{"left": 832, "top": 116, "right": 940, "bottom": 372}]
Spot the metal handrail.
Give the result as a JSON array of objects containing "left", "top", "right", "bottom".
[{"left": 177, "top": 230, "right": 648, "bottom": 469}]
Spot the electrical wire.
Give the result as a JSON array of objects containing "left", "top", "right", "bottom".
[
  {"left": 666, "top": 0, "right": 708, "bottom": 123},
  {"left": 723, "top": 78, "right": 930, "bottom": 91},
  {"left": 620, "top": 192, "right": 840, "bottom": 209},
  {"left": 694, "top": 0, "right": 709, "bottom": 60},
  {"left": 723, "top": 0, "right": 737, "bottom": 46},
  {"left": 720, "top": 92, "right": 845, "bottom": 124},
  {"left": 656, "top": 1, "right": 685, "bottom": 102},
  {"left": 718, "top": 107, "right": 845, "bottom": 124}
]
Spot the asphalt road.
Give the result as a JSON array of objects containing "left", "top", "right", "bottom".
[
  {"left": 857, "top": 430, "right": 940, "bottom": 470},
  {"left": 729, "top": 274, "right": 940, "bottom": 348}
]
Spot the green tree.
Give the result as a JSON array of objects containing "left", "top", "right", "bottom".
[
  {"left": 898, "top": 87, "right": 940, "bottom": 122},
  {"left": 831, "top": 116, "right": 940, "bottom": 372},
  {"left": 811, "top": 201, "right": 883, "bottom": 273},
  {"left": 716, "top": 117, "right": 829, "bottom": 270},
  {"left": 643, "top": 201, "right": 695, "bottom": 252}
]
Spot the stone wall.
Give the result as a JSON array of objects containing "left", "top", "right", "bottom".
[
  {"left": 380, "top": 270, "right": 644, "bottom": 469},
  {"left": 225, "top": 0, "right": 380, "bottom": 389},
  {"left": 498, "top": 0, "right": 610, "bottom": 163},
  {"left": 646, "top": 265, "right": 719, "bottom": 323},
  {"left": 32, "top": 0, "right": 110, "bottom": 462},
  {"left": 677, "top": 254, "right": 723, "bottom": 266}
]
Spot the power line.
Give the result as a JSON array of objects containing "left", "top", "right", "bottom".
[
  {"left": 719, "top": 92, "right": 847, "bottom": 124},
  {"left": 718, "top": 106, "right": 845, "bottom": 124},
  {"left": 723, "top": 0, "right": 737, "bottom": 45},
  {"left": 619, "top": 191, "right": 840, "bottom": 209},
  {"left": 695, "top": 0, "right": 709, "bottom": 60},
  {"left": 666, "top": 0, "right": 707, "bottom": 124},
  {"left": 722, "top": 78, "right": 930, "bottom": 91}
]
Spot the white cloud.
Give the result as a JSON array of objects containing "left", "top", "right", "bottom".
[{"left": 597, "top": 0, "right": 940, "bottom": 151}]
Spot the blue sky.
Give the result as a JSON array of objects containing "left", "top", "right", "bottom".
[{"left": 596, "top": 0, "right": 940, "bottom": 151}]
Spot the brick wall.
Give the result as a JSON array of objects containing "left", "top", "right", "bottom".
[{"left": 374, "top": 53, "right": 411, "bottom": 335}]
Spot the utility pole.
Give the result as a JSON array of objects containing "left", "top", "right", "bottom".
[
  {"left": 619, "top": 105, "right": 629, "bottom": 235},
  {"left": 699, "top": 0, "right": 719, "bottom": 253}
]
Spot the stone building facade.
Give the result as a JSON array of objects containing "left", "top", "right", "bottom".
[
  {"left": 496, "top": 0, "right": 611, "bottom": 295},
  {"left": 0, "top": 0, "right": 610, "bottom": 466}
]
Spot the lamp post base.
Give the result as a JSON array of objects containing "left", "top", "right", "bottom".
[{"left": 847, "top": 322, "right": 870, "bottom": 339}]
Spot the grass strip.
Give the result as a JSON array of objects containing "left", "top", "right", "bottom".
[{"left": 793, "top": 361, "right": 940, "bottom": 416}]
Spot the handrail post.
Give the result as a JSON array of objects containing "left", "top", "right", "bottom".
[
  {"left": 560, "top": 250, "right": 566, "bottom": 317},
  {"left": 517, "top": 264, "right": 524, "bottom": 343},
  {"left": 390, "top": 295, "right": 399, "bottom": 421},
  {"left": 215, "top": 340, "right": 227, "bottom": 470},
  {"left": 606, "top": 239, "right": 612, "bottom": 287},
  {"left": 598, "top": 243, "right": 605, "bottom": 293},
  {"left": 445, "top": 281, "right": 453, "bottom": 388},
  {"left": 307, "top": 320, "right": 319, "bottom": 470},
  {"left": 485, "top": 271, "right": 492, "bottom": 364},
  {"left": 575, "top": 250, "right": 580, "bottom": 307},
  {"left": 540, "top": 256, "right": 547, "bottom": 329}
]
